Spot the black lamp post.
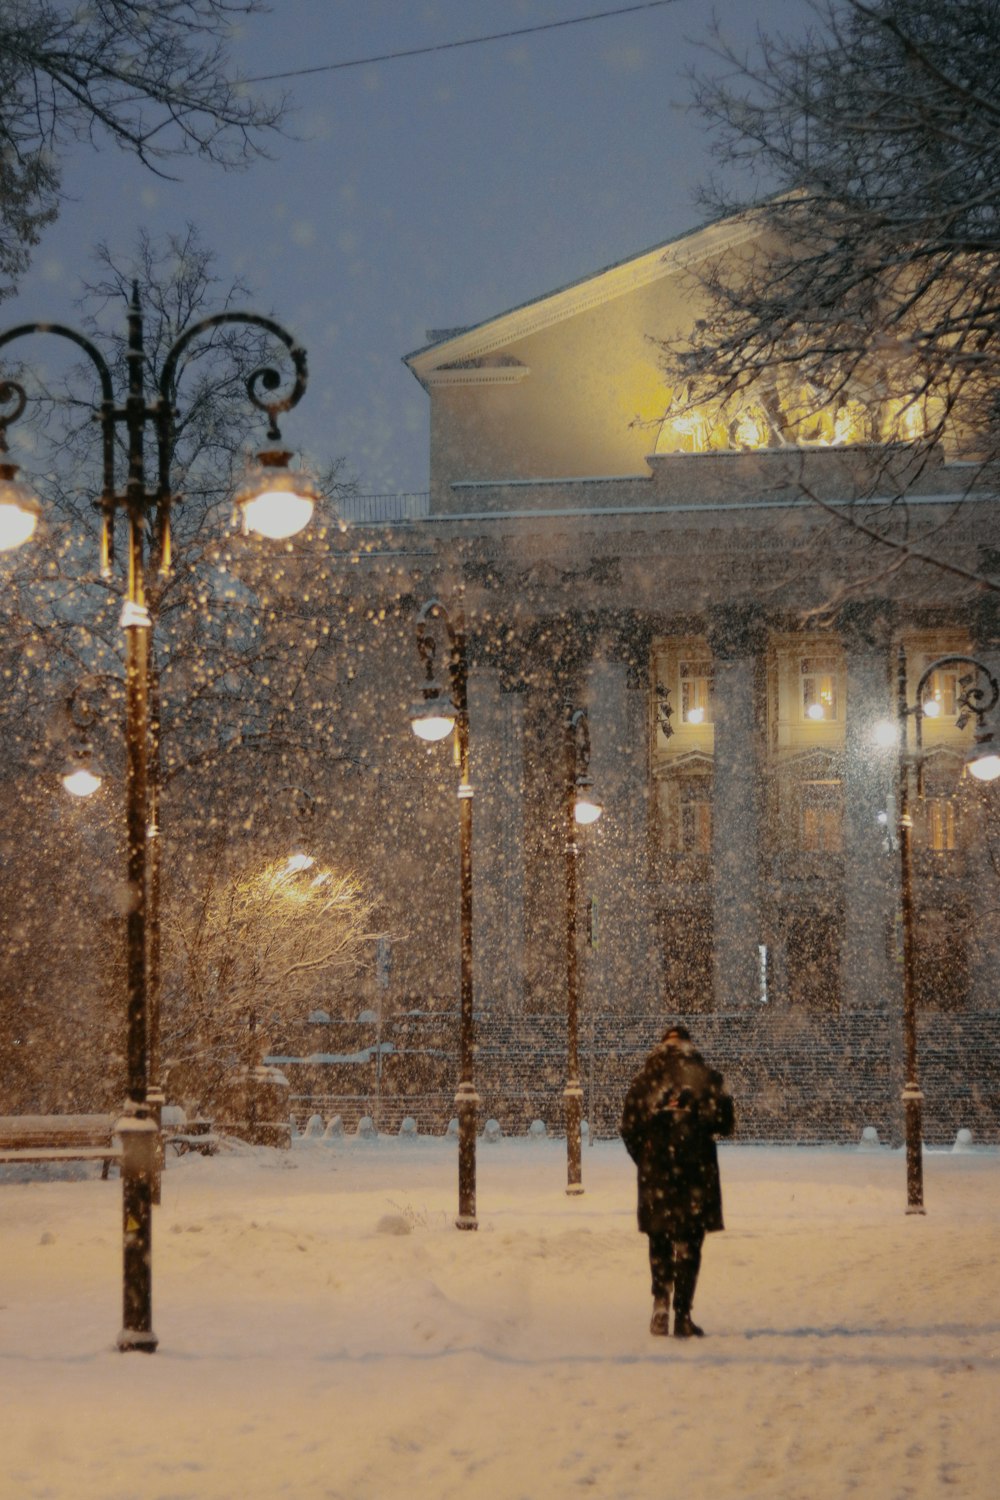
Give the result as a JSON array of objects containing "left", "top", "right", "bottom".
[
  {"left": 410, "top": 598, "right": 478, "bottom": 1230},
  {"left": 0, "top": 289, "right": 315, "bottom": 1350},
  {"left": 895, "top": 645, "right": 1000, "bottom": 1214},
  {"left": 563, "top": 706, "right": 602, "bottom": 1195}
]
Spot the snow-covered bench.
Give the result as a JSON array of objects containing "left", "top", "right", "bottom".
[
  {"left": 162, "top": 1109, "right": 218, "bottom": 1157},
  {"left": 0, "top": 1114, "right": 122, "bottom": 1177}
]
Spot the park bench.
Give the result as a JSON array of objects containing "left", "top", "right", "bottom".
[
  {"left": 0, "top": 1114, "right": 122, "bottom": 1177},
  {"left": 162, "top": 1115, "right": 219, "bottom": 1157}
]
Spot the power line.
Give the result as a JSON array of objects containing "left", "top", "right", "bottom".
[{"left": 245, "top": 1, "right": 677, "bottom": 84}]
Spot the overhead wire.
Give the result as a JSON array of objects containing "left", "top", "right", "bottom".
[{"left": 244, "top": 1, "right": 677, "bottom": 84}]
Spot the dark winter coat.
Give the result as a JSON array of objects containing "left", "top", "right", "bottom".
[{"left": 620, "top": 1038, "right": 734, "bottom": 1239}]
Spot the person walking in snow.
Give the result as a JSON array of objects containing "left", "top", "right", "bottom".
[{"left": 620, "top": 1024, "right": 734, "bottom": 1337}]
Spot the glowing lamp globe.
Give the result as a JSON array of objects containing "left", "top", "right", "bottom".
[
  {"left": 62, "top": 766, "right": 103, "bottom": 798},
  {"left": 966, "top": 739, "right": 1000, "bottom": 782},
  {"left": 573, "top": 790, "right": 603, "bottom": 826},
  {"left": 410, "top": 693, "right": 456, "bottom": 742},
  {"left": 233, "top": 450, "right": 319, "bottom": 540},
  {"left": 0, "top": 465, "right": 41, "bottom": 553}
]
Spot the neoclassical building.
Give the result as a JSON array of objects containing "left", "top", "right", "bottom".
[{"left": 287, "top": 215, "right": 1000, "bottom": 1143}]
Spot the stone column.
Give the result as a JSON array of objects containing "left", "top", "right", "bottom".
[
  {"left": 467, "top": 664, "right": 527, "bottom": 1012},
  {"left": 707, "top": 606, "right": 768, "bottom": 1011},
  {"left": 584, "top": 643, "right": 655, "bottom": 1017},
  {"left": 838, "top": 602, "right": 899, "bottom": 1012}
]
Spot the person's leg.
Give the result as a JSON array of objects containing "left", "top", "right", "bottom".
[
  {"left": 647, "top": 1232, "right": 674, "bottom": 1334},
  {"left": 672, "top": 1228, "right": 705, "bottom": 1337}
]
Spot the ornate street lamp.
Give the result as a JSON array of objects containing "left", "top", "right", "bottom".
[
  {"left": 410, "top": 598, "right": 478, "bottom": 1230},
  {"left": 60, "top": 679, "right": 117, "bottom": 799},
  {"left": 563, "top": 705, "right": 602, "bottom": 1195},
  {"left": 896, "top": 646, "right": 1000, "bottom": 1214},
  {"left": 0, "top": 289, "right": 314, "bottom": 1350}
]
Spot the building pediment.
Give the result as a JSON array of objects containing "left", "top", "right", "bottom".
[{"left": 405, "top": 211, "right": 761, "bottom": 386}]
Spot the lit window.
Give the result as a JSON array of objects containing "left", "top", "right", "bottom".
[
  {"left": 680, "top": 658, "right": 714, "bottom": 725},
  {"left": 801, "top": 780, "right": 842, "bottom": 852},
  {"left": 679, "top": 778, "right": 712, "bottom": 854},
  {"left": 801, "top": 657, "right": 839, "bottom": 722},
  {"left": 920, "top": 661, "right": 962, "bottom": 721},
  {"left": 920, "top": 768, "right": 959, "bottom": 851},
  {"left": 926, "top": 797, "right": 957, "bottom": 851}
]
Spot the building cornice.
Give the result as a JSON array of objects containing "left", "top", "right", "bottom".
[{"left": 423, "top": 365, "right": 531, "bottom": 387}]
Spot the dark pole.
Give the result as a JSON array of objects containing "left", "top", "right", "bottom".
[
  {"left": 413, "top": 599, "right": 478, "bottom": 1228},
  {"left": 118, "top": 284, "right": 159, "bottom": 1347},
  {"left": 896, "top": 645, "right": 925, "bottom": 1215},
  {"left": 452, "top": 613, "right": 478, "bottom": 1230},
  {"left": 564, "top": 706, "right": 584, "bottom": 1195},
  {"left": 146, "top": 645, "right": 164, "bottom": 1205}
]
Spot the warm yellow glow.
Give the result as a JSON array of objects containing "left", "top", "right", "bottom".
[
  {"left": 284, "top": 851, "right": 315, "bottom": 874},
  {"left": 233, "top": 450, "right": 319, "bottom": 539},
  {"left": 573, "top": 794, "right": 603, "bottom": 826},
  {"left": 62, "top": 767, "right": 103, "bottom": 798},
  {"left": 900, "top": 404, "right": 924, "bottom": 441},
  {"left": 832, "top": 400, "right": 869, "bottom": 445},
  {"left": 734, "top": 410, "right": 768, "bottom": 450},
  {"left": 656, "top": 377, "right": 946, "bottom": 457},
  {"left": 0, "top": 467, "right": 41, "bottom": 553}
]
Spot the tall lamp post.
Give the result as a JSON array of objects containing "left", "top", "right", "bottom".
[
  {"left": 563, "top": 705, "right": 602, "bottom": 1195},
  {"left": 0, "top": 289, "right": 317, "bottom": 1350},
  {"left": 410, "top": 598, "right": 478, "bottom": 1230},
  {"left": 896, "top": 646, "right": 1000, "bottom": 1214}
]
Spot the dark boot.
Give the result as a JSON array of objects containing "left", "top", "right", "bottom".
[
  {"left": 673, "top": 1238, "right": 704, "bottom": 1337},
  {"left": 649, "top": 1291, "right": 671, "bottom": 1336},
  {"left": 673, "top": 1311, "right": 704, "bottom": 1338}
]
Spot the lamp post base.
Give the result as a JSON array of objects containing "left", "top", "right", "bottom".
[
  {"left": 564, "top": 1083, "right": 584, "bottom": 1196},
  {"left": 116, "top": 1328, "right": 158, "bottom": 1353},
  {"left": 117, "top": 1109, "right": 158, "bottom": 1352},
  {"left": 903, "top": 1083, "right": 925, "bottom": 1215},
  {"left": 455, "top": 1082, "right": 479, "bottom": 1232}
]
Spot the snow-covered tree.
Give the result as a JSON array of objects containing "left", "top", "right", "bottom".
[{"left": 161, "top": 851, "right": 379, "bottom": 1112}]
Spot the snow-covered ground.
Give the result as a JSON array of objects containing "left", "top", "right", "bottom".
[{"left": 2, "top": 1133, "right": 998, "bottom": 1500}]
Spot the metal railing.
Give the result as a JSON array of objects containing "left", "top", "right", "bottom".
[{"left": 338, "top": 491, "right": 429, "bottom": 524}]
